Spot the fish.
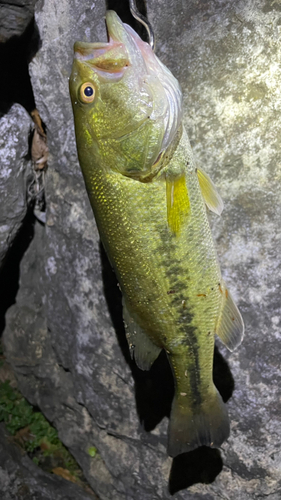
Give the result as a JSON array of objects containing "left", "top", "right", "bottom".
[{"left": 69, "top": 10, "right": 244, "bottom": 457}]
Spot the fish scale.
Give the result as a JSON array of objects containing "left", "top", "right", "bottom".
[{"left": 69, "top": 10, "right": 244, "bottom": 457}]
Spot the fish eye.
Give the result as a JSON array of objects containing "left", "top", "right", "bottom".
[{"left": 79, "top": 82, "right": 95, "bottom": 103}]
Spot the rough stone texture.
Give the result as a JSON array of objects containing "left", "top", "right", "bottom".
[
  {"left": 2, "top": 0, "right": 281, "bottom": 499},
  {"left": 0, "top": 7, "right": 38, "bottom": 118},
  {"left": 0, "top": 423, "right": 98, "bottom": 500},
  {"left": 147, "top": 0, "right": 281, "bottom": 497},
  {"left": 0, "top": 104, "right": 33, "bottom": 270},
  {"left": 0, "top": 0, "right": 37, "bottom": 43}
]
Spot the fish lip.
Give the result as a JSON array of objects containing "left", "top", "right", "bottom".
[
  {"left": 74, "top": 41, "right": 113, "bottom": 61},
  {"left": 105, "top": 10, "right": 121, "bottom": 41},
  {"left": 74, "top": 11, "right": 123, "bottom": 59},
  {"left": 74, "top": 41, "right": 108, "bottom": 57}
]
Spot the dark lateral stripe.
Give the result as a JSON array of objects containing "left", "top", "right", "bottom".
[
  {"left": 157, "top": 222, "right": 203, "bottom": 406},
  {"left": 187, "top": 334, "right": 202, "bottom": 407}
]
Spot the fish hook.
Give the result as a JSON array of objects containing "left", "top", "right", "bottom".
[{"left": 128, "top": 0, "right": 155, "bottom": 51}]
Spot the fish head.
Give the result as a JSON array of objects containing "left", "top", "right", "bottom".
[{"left": 69, "top": 11, "right": 182, "bottom": 178}]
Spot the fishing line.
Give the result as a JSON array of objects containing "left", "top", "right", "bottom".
[{"left": 128, "top": 0, "right": 155, "bottom": 51}]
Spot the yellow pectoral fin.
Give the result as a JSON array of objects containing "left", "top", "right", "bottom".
[
  {"left": 166, "top": 175, "right": 190, "bottom": 235},
  {"left": 197, "top": 168, "right": 224, "bottom": 216}
]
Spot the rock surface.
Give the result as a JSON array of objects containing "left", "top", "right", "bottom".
[
  {"left": 2, "top": 0, "right": 281, "bottom": 499},
  {"left": 0, "top": 423, "right": 98, "bottom": 500},
  {"left": 0, "top": 104, "right": 33, "bottom": 270},
  {"left": 0, "top": 0, "right": 37, "bottom": 43}
]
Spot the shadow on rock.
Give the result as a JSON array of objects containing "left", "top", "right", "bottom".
[
  {"left": 0, "top": 210, "right": 35, "bottom": 336},
  {"left": 213, "top": 344, "right": 235, "bottom": 403},
  {"left": 100, "top": 242, "right": 235, "bottom": 490},
  {"left": 0, "top": 17, "right": 40, "bottom": 117},
  {"left": 169, "top": 447, "right": 223, "bottom": 495}
]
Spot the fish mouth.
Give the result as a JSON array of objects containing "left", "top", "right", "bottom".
[
  {"left": 74, "top": 41, "right": 109, "bottom": 59},
  {"left": 74, "top": 11, "right": 128, "bottom": 60},
  {"left": 105, "top": 10, "right": 126, "bottom": 42},
  {"left": 73, "top": 11, "right": 132, "bottom": 76}
]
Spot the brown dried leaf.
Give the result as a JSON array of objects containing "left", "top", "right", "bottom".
[
  {"left": 31, "top": 108, "right": 46, "bottom": 138},
  {"left": 52, "top": 467, "right": 79, "bottom": 484},
  {"left": 31, "top": 128, "right": 49, "bottom": 170},
  {"left": 30, "top": 108, "right": 48, "bottom": 170},
  {"left": 14, "top": 426, "right": 34, "bottom": 446}
]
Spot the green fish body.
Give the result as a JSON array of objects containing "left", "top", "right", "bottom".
[{"left": 69, "top": 11, "right": 244, "bottom": 457}]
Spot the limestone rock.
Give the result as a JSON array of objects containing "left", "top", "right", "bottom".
[
  {"left": 2, "top": 0, "right": 281, "bottom": 499},
  {"left": 0, "top": 0, "right": 37, "bottom": 43},
  {"left": 0, "top": 423, "right": 98, "bottom": 500},
  {"left": 0, "top": 104, "right": 33, "bottom": 270}
]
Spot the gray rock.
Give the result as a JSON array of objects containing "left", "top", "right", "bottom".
[
  {"left": 0, "top": 423, "right": 98, "bottom": 500},
  {"left": 0, "top": 104, "right": 33, "bottom": 270},
  {"left": 2, "top": 0, "right": 281, "bottom": 499},
  {"left": 0, "top": 0, "right": 37, "bottom": 43}
]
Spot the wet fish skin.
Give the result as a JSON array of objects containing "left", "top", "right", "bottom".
[{"left": 69, "top": 10, "right": 244, "bottom": 457}]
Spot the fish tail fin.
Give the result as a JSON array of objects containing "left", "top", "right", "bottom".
[{"left": 167, "top": 386, "right": 230, "bottom": 457}]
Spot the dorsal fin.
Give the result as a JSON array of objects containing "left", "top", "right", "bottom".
[
  {"left": 197, "top": 168, "right": 224, "bottom": 216},
  {"left": 215, "top": 285, "right": 244, "bottom": 351},
  {"left": 166, "top": 174, "right": 190, "bottom": 235}
]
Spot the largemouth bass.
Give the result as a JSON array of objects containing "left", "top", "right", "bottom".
[{"left": 69, "top": 11, "right": 244, "bottom": 457}]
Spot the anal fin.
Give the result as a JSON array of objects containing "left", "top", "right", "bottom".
[
  {"left": 123, "top": 299, "right": 161, "bottom": 371},
  {"left": 197, "top": 168, "right": 224, "bottom": 216},
  {"left": 216, "top": 286, "right": 244, "bottom": 351}
]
